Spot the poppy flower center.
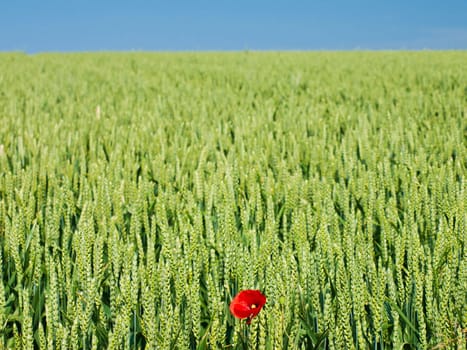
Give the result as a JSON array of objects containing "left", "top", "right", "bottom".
[{"left": 251, "top": 304, "right": 257, "bottom": 309}]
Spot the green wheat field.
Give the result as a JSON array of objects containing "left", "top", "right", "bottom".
[{"left": 0, "top": 52, "right": 466, "bottom": 349}]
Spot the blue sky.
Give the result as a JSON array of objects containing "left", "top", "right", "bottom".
[{"left": 1, "top": 0, "right": 466, "bottom": 52}]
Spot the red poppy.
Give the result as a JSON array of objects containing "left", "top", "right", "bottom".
[{"left": 229, "top": 290, "right": 266, "bottom": 325}]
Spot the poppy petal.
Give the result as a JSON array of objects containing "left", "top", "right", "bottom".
[
  {"left": 229, "top": 290, "right": 267, "bottom": 320},
  {"left": 229, "top": 300, "right": 253, "bottom": 319}
]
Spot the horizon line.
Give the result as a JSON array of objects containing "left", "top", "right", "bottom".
[{"left": 1, "top": 48, "right": 466, "bottom": 55}]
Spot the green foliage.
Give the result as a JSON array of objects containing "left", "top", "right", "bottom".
[{"left": 0, "top": 51, "right": 466, "bottom": 349}]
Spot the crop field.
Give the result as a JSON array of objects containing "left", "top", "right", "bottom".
[{"left": 0, "top": 52, "right": 466, "bottom": 349}]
